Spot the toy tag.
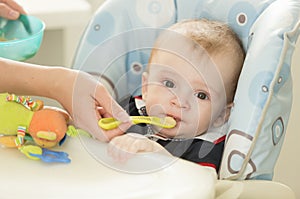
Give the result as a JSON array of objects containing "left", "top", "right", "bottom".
[
  {"left": 29, "top": 148, "right": 71, "bottom": 163},
  {"left": 19, "top": 145, "right": 42, "bottom": 160},
  {"left": 6, "top": 94, "right": 43, "bottom": 111}
]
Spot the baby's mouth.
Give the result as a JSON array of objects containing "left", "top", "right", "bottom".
[{"left": 167, "top": 114, "right": 181, "bottom": 124}]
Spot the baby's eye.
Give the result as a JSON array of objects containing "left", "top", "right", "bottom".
[
  {"left": 195, "top": 92, "right": 209, "bottom": 100},
  {"left": 163, "top": 80, "right": 175, "bottom": 88}
]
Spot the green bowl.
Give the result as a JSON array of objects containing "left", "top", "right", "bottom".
[{"left": 0, "top": 15, "right": 45, "bottom": 61}]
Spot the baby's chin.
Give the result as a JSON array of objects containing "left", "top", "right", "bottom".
[
  {"left": 156, "top": 126, "right": 189, "bottom": 139},
  {"left": 158, "top": 128, "right": 180, "bottom": 138},
  {"left": 157, "top": 125, "right": 203, "bottom": 139}
]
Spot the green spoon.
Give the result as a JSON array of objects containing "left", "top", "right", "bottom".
[
  {"left": 18, "top": 14, "right": 32, "bottom": 34},
  {"left": 0, "top": 14, "right": 32, "bottom": 37}
]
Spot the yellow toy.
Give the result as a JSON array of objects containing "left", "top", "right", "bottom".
[{"left": 0, "top": 93, "right": 75, "bottom": 163}]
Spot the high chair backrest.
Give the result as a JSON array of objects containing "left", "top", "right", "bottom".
[{"left": 73, "top": 0, "right": 300, "bottom": 180}]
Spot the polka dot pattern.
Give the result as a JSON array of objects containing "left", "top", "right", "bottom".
[
  {"left": 272, "top": 117, "right": 284, "bottom": 146},
  {"left": 87, "top": 11, "right": 115, "bottom": 45},
  {"left": 72, "top": 0, "right": 300, "bottom": 181},
  {"left": 135, "top": 0, "right": 175, "bottom": 27},
  {"left": 273, "top": 63, "right": 290, "bottom": 94},
  {"left": 227, "top": 2, "right": 257, "bottom": 38},
  {"left": 249, "top": 71, "right": 273, "bottom": 108}
]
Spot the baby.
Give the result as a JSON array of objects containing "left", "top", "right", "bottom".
[{"left": 108, "top": 19, "right": 245, "bottom": 171}]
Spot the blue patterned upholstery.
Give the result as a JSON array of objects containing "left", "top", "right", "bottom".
[{"left": 73, "top": 0, "right": 300, "bottom": 180}]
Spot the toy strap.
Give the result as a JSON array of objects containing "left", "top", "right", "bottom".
[
  {"left": 15, "top": 126, "right": 26, "bottom": 148},
  {"left": 6, "top": 94, "right": 40, "bottom": 111}
]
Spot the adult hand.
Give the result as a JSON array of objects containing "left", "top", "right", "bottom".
[
  {"left": 0, "top": 0, "right": 26, "bottom": 20},
  {"left": 0, "top": 58, "right": 129, "bottom": 142},
  {"left": 59, "top": 70, "right": 132, "bottom": 142}
]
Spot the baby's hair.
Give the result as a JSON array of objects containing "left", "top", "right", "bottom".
[
  {"left": 149, "top": 19, "right": 245, "bottom": 102},
  {"left": 168, "top": 19, "right": 244, "bottom": 56}
]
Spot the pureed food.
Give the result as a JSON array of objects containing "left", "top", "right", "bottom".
[
  {"left": 0, "top": 37, "right": 7, "bottom": 41},
  {"left": 0, "top": 34, "right": 16, "bottom": 42},
  {"left": 0, "top": 33, "right": 7, "bottom": 42}
]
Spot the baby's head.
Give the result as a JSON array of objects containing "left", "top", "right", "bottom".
[{"left": 143, "top": 19, "right": 245, "bottom": 138}]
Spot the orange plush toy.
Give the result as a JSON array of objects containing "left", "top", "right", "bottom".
[
  {"left": 28, "top": 108, "right": 69, "bottom": 148},
  {"left": 0, "top": 93, "right": 74, "bottom": 163}
]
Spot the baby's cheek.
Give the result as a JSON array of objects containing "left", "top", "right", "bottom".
[{"left": 146, "top": 103, "right": 166, "bottom": 116}]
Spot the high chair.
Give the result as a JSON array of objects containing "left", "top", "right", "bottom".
[{"left": 72, "top": 0, "right": 300, "bottom": 198}]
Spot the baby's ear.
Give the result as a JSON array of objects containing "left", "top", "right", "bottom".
[
  {"left": 141, "top": 72, "right": 149, "bottom": 100},
  {"left": 213, "top": 103, "right": 234, "bottom": 128}
]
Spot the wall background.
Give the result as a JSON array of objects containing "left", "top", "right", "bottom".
[
  {"left": 274, "top": 38, "right": 300, "bottom": 198},
  {"left": 26, "top": 0, "right": 300, "bottom": 198},
  {"left": 25, "top": 0, "right": 105, "bottom": 67}
]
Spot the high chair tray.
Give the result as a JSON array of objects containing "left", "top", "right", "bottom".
[{"left": 0, "top": 136, "right": 217, "bottom": 199}]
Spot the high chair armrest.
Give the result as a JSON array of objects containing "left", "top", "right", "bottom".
[{"left": 216, "top": 180, "right": 296, "bottom": 199}]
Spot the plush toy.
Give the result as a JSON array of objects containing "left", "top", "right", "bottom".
[{"left": 0, "top": 93, "right": 77, "bottom": 163}]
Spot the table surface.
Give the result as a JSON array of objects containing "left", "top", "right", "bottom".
[{"left": 0, "top": 136, "right": 217, "bottom": 199}]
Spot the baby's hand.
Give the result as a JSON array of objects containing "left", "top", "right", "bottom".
[{"left": 107, "top": 133, "right": 169, "bottom": 162}]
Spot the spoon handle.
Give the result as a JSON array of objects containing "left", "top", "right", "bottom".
[
  {"left": 19, "top": 14, "right": 32, "bottom": 34},
  {"left": 98, "top": 116, "right": 176, "bottom": 130}
]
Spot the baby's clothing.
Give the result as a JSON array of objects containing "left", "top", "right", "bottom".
[{"left": 119, "top": 95, "right": 226, "bottom": 172}]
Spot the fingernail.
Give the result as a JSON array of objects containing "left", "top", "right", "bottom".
[{"left": 9, "top": 11, "right": 19, "bottom": 19}]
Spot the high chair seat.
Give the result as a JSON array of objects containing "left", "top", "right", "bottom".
[
  {"left": 73, "top": 0, "right": 300, "bottom": 183},
  {"left": 0, "top": 135, "right": 296, "bottom": 199},
  {"left": 216, "top": 180, "right": 296, "bottom": 198},
  {"left": 1, "top": 0, "right": 299, "bottom": 198}
]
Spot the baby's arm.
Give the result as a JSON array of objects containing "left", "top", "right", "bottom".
[{"left": 108, "top": 133, "right": 171, "bottom": 162}]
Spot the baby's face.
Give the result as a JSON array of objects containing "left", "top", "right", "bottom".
[{"left": 142, "top": 49, "right": 231, "bottom": 138}]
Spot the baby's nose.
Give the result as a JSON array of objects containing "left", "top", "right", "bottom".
[{"left": 170, "top": 96, "right": 190, "bottom": 109}]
